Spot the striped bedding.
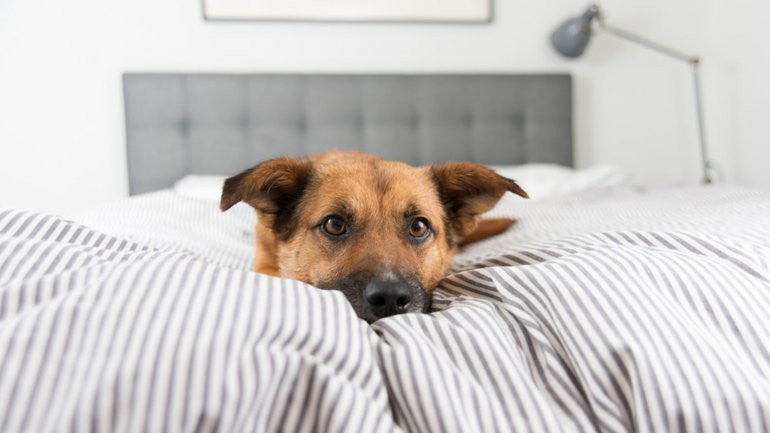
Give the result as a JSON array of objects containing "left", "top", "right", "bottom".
[{"left": 1, "top": 185, "right": 770, "bottom": 433}]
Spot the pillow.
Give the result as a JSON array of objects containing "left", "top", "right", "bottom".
[
  {"left": 173, "top": 175, "right": 228, "bottom": 201},
  {"left": 173, "top": 165, "right": 626, "bottom": 202},
  {"left": 488, "top": 164, "right": 627, "bottom": 199}
]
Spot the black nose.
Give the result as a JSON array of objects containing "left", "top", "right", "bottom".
[{"left": 364, "top": 274, "right": 412, "bottom": 318}]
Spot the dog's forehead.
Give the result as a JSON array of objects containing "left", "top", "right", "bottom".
[{"left": 304, "top": 159, "right": 442, "bottom": 219}]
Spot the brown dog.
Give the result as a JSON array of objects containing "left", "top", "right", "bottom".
[{"left": 220, "top": 151, "right": 527, "bottom": 322}]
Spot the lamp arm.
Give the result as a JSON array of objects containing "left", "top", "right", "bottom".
[
  {"left": 599, "top": 23, "right": 698, "bottom": 65},
  {"left": 595, "top": 15, "right": 715, "bottom": 183},
  {"left": 692, "top": 62, "right": 715, "bottom": 183}
]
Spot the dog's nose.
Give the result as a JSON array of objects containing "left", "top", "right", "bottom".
[{"left": 364, "top": 275, "right": 412, "bottom": 318}]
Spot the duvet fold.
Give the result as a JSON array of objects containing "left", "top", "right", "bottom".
[{"left": 2, "top": 185, "right": 770, "bottom": 433}]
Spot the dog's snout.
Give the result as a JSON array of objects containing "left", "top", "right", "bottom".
[
  {"left": 364, "top": 275, "right": 412, "bottom": 318},
  {"left": 320, "top": 271, "right": 430, "bottom": 323}
]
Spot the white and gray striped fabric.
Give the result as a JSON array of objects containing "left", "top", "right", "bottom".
[{"left": 2, "top": 185, "right": 770, "bottom": 433}]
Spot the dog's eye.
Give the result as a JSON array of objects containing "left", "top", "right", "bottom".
[
  {"left": 322, "top": 215, "right": 348, "bottom": 237},
  {"left": 409, "top": 217, "right": 431, "bottom": 240}
]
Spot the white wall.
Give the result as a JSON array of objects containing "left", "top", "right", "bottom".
[
  {"left": 0, "top": 0, "right": 767, "bottom": 215},
  {"left": 703, "top": 0, "right": 770, "bottom": 186}
]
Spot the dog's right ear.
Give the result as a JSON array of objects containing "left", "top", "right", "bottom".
[{"left": 220, "top": 157, "right": 313, "bottom": 216}]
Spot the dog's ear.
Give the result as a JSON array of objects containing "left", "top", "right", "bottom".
[
  {"left": 429, "top": 162, "right": 527, "bottom": 244},
  {"left": 220, "top": 157, "right": 313, "bottom": 217}
]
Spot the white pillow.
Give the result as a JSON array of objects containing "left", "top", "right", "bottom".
[
  {"left": 173, "top": 175, "right": 227, "bottom": 201},
  {"left": 488, "top": 164, "right": 627, "bottom": 199},
  {"left": 172, "top": 164, "right": 626, "bottom": 202}
]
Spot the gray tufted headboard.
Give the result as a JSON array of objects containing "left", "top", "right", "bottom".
[{"left": 123, "top": 73, "right": 573, "bottom": 195}]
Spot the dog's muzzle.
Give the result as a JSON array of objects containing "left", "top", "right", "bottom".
[
  {"left": 364, "top": 273, "right": 415, "bottom": 318},
  {"left": 320, "top": 272, "right": 431, "bottom": 323}
]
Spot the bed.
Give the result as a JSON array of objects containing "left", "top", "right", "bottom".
[{"left": 1, "top": 73, "right": 769, "bottom": 433}]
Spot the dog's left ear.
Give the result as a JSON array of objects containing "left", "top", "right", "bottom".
[
  {"left": 429, "top": 162, "right": 528, "bottom": 244},
  {"left": 220, "top": 157, "right": 313, "bottom": 217}
]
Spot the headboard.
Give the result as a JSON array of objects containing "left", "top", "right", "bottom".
[{"left": 123, "top": 73, "right": 573, "bottom": 195}]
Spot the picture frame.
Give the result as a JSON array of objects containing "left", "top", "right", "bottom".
[{"left": 202, "top": 0, "right": 493, "bottom": 23}]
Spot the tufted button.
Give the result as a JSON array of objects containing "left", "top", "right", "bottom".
[
  {"left": 295, "top": 117, "right": 307, "bottom": 132},
  {"left": 407, "top": 115, "right": 418, "bottom": 129},
  {"left": 178, "top": 118, "right": 189, "bottom": 133}
]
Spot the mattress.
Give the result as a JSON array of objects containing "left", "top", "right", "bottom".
[{"left": 2, "top": 184, "right": 770, "bottom": 432}]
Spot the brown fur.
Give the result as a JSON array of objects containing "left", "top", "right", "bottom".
[
  {"left": 459, "top": 218, "right": 518, "bottom": 247},
  {"left": 221, "top": 151, "right": 527, "bottom": 319}
]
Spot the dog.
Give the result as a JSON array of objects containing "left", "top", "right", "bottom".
[{"left": 220, "top": 151, "right": 528, "bottom": 323}]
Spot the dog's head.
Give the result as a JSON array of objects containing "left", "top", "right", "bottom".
[{"left": 220, "top": 152, "right": 527, "bottom": 323}]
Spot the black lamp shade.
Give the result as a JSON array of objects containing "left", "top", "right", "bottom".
[{"left": 551, "top": 5, "right": 600, "bottom": 58}]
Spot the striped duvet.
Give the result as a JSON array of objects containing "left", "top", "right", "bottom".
[{"left": 1, "top": 185, "right": 770, "bottom": 433}]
